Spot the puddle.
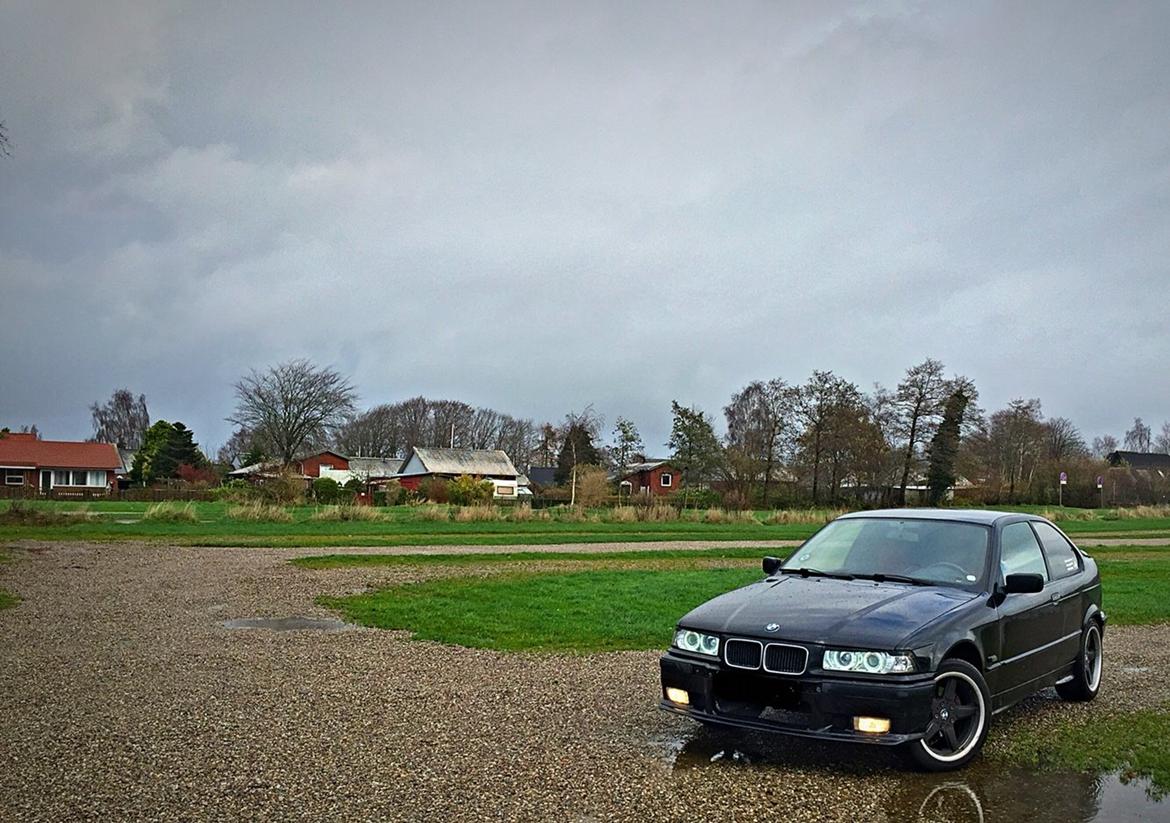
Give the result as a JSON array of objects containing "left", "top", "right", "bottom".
[
  {"left": 221, "top": 616, "right": 353, "bottom": 632},
  {"left": 663, "top": 728, "right": 1166, "bottom": 821}
]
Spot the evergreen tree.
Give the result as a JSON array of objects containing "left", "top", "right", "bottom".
[
  {"left": 926, "top": 388, "right": 971, "bottom": 506},
  {"left": 131, "top": 421, "right": 176, "bottom": 483},
  {"left": 555, "top": 422, "right": 601, "bottom": 485},
  {"left": 152, "top": 422, "right": 204, "bottom": 480},
  {"left": 668, "top": 401, "right": 723, "bottom": 504}
]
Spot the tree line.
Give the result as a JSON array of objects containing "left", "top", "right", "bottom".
[{"left": 25, "top": 356, "right": 1164, "bottom": 505}]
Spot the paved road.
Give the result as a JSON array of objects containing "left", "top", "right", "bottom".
[{"left": 1, "top": 542, "right": 1165, "bottom": 821}]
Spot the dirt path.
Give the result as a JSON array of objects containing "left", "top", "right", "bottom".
[{"left": 0, "top": 542, "right": 1164, "bottom": 821}]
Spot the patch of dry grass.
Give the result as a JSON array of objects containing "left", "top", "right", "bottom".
[
  {"left": 762, "top": 508, "right": 847, "bottom": 526},
  {"left": 414, "top": 505, "right": 450, "bottom": 522},
  {"left": 700, "top": 508, "right": 760, "bottom": 525},
  {"left": 309, "top": 505, "right": 387, "bottom": 522},
  {"left": 0, "top": 501, "right": 97, "bottom": 526},
  {"left": 1114, "top": 505, "right": 1170, "bottom": 520},
  {"left": 453, "top": 505, "right": 500, "bottom": 522},
  {"left": 142, "top": 502, "right": 198, "bottom": 523},
  {"left": 227, "top": 501, "right": 293, "bottom": 522}
]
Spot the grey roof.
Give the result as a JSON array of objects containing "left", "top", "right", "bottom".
[
  {"left": 526, "top": 466, "right": 558, "bottom": 488},
  {"left": 347, "top": 457, "right": 404, "bottom": 478},
  {"left": 116, "top": 448, "right": 136, "bottom": 474},
  {"left": 622, "top": 460, "right": 673, "bottom": 473},
  {"left": 1107, "top": 451, "right": 1170, "bottom": 470},
  {"left": 838, "top": 508, "right": 1024, "bottom": 525},
  {"left": 402, "top": 447, "right": 519, "bottom": 478}
]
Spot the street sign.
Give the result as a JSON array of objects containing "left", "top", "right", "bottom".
[
  {"left": 1059, "top": 471, "right": 1068, "bottom": 485},
  {"left": 1096, "top": 476, "right": 1104, "bottom": 489}
]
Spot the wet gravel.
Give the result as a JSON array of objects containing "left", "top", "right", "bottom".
[{"left": 0, "top": 541, "right": 1165, "bottom": 822}]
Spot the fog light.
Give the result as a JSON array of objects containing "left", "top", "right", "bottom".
[
  {"left": 853, "top": 716, "right": 890, "bottom": 734},
  {"left": 665, "top": 687, "right": 690, "bottom": 705}
]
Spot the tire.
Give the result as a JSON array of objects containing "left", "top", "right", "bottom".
[
  {"left": 1056, "top": 621, "right": 1103, "bottom": 702},
  {"left": 903, "top": 659, "right": 991, "bottom": 772}
]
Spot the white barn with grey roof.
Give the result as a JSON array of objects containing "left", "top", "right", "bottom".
[{"left": 396, "top": 447, "right": 521, "bottom": 499}]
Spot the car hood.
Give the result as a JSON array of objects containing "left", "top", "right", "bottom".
[{"left": 679, "top": 575, "right": 977, "bottom": 649}]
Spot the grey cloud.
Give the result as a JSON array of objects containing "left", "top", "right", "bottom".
[{"left": 2, "top": 0, "right": 1168, "bottom": 453}]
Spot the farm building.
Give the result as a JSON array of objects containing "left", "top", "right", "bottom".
[
  {"left": 0, "top": 432, "right": 121, "bottom": 494},
  {"left": 396, "top": 447, "right": 521, "bottom": 499},
  {"left": 616, "top": 460, "right": 680, "bottom": 497}
]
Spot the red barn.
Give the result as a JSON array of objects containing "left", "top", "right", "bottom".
[
  {"left": 0, "top": 432, "right": 121, "bottom": 494},
  {"left": 618, "top": 460, "right": 680, "bottom": 497}
]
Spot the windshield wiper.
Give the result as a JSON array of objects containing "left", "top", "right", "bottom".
[
  {"left": 856, "top": 572, "right": 930, "bottom": 586},
  {"left": 779, "top": 567, "right": 855, "bottom": 581}
]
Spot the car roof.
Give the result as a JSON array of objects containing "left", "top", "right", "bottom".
[{"left": 836, "top": 508, "right": 1024, "bottom": 526}]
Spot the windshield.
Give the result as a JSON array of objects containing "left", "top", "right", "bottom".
[{"left": 783, "top": 517, "right": 991, "bottom": 589}]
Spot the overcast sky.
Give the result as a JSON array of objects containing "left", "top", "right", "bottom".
[{"left": 1, "top": 0, "right": 1168, "bottom": 455}]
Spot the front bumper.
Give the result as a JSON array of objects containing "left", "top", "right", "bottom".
[{"left": 660, "top": 651, "right": 936, "bottom": 746}]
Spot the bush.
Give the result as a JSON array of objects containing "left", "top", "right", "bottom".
[
  {"left": 604, "top": 506, "right": 638, "bottom": 523},
  {"left": 209, "top": 480, "right": 256, "bottom": 503},
  {"left": 227, "top": 501, "right": 293, "bottom": 522},
  {"left": 309, "top": 505, "right": 386, "bottom": 522},
  {"left": 312, "top": 477, "right": 343, "bottom": 504},
  {"left": 421, "top": 477, "right": 450, "bottom": 504},
  {"left": 258, "top": 469, "right": 306, "bottom": 505},
  {"left": 573, "top": 465, "right": 611, "bottom": 507},
  {"left": 142, "top": 502, "right": 198, "bottom": 522},
  {"left": 762, "top": 508, "right": 847, "bottom": 525},
  {"left": 373, "top": 480, "right": 407, "bottom": 507},
  {"left": 637, "top": 504, "right": 681, "bottom": 522},
  {"left": 505, "top": 503, "right": 549, "bottom": 522},
  {"left": 447, "top": 475, "right": 495, "bottom": 506},
  {"left": 701, "top": 508, "right": 760, "bottom": 525}
]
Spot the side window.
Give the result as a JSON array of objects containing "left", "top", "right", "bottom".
[
  {"left": 999, "top": 523, "right": 1049, "bottom": 582},
  {"left": 1031, "top": 522, "right": 1081, "bottom": 579}
]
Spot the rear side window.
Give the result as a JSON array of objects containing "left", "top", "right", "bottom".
[
  {"left": 1000, "top": 522, "right": 1049, "bottom": 581},
  {"left": 1031, "top": 522, "right": 1081, "bottom": 579}
]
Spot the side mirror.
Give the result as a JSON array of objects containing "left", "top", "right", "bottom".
[
  {"left": 762, "top": 556, "right": 783, "bottom": 576},
  {"left": 1004, "top": 573, "right": 1044, "bottom": 594}
]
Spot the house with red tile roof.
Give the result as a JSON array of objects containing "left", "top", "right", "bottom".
[{"left": 0, "top": 432, "right": 122, "bottom": 494}]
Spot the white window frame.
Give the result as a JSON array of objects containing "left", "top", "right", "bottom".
[
  {"left": 4, "top": 469, "right": 24, "bottom": 486},
  {"left": 660, "top": 472, "right": 673, "bottom": 487}
]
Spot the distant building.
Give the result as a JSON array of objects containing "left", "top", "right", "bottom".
[
  {"left": 0, "top": 432, "right": 121, "bottom": 494},
  {"left": 396, "top": 447, "right": 521, "bottom": 499},
  {"left": 616, "top": 460, "right": 680, "bottom": 497},
  {"left": 1107, "top": 451, "right": 1170, "bottom": 475},
  {"left": 525, "top": 466, "right": 558, "bottom": 491}
]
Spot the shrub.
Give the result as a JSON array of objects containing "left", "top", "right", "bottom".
[
  {"left": 176, "top": 463, "right": 219, "bottom": 487},
  {"left": 312, "top": 477, "right": 343, "bottom": 504},
  {"left": 373, "top": 480, "right": 407, "bottom": 507},
  {"left": 258, "top": 469, "right": 306, "bottom": 505},
  {"left": 637, "top": 504, "right": 680, "bottom": 522},
  {"left": 505, "top": 503, "right": 550, "bottom": 522},
  {"left": 448, "top": 475, "right": 495, "bottom": 506},
  {"left": 573, "top": 465, "right": 611, "bottom": 507},
  {"left": 454, "top": 505, "right": 500, "bottom": 522},
  {"left": 701, "top": 508, "right": 760, "bottom": 524},
  {"left": 227, "top": 501, "right": 293, "bottom": 522},
  {"left": 309, "top": 505, "right": 387, "bottom": 522},
  {"left": 142, "top": 502, "right": 198, "bottom": 522},
  {"left": 209, "top": 480, "right": 256, "bottom": 503},
  {"left": 1113, "top": 505, "right": 1170, "bottom": 520},
  {"left": 421, "top": 477, "right": 450, "bottom": 504}
]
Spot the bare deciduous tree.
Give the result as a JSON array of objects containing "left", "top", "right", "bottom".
[
  {"left": 724, "top": 379, "right": 796, "bottom": 507},
  {"left": 1091, "top": 434, "right": 1119, "bottom": 459},
  {"left": 89, "top": 389, "right": 150, "bottom": 449},
  {"left": 1155, "top": 422, "right": 1170, "bottom": 455},
  {"left": 1124, "top": 417, "right": 1153, "bottom": 452},
  {"left": 1045, "top": 417, "right": 1089, "bottom": 461},
  {"left": 229, "top": 360, "right": 357, "bottom": 464},
  {"left": 893, "top": 359, "right": 949, "bottom": 503},
  {"left": 0, "top": 117, "right": 11, "bottom": 158}
]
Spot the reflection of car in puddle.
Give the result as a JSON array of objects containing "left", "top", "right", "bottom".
[{"left": 668, "top": 728, "right": 1166, "bottom": 822}]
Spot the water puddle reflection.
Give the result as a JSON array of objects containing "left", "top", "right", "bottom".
[{"left": 663, "top": 727, "right": 1165, "bottom": 821}]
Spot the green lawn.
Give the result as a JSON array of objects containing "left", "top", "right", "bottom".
[
  {"left": 0, "top": 589, "right": 19, "bottom": 609},
  {"left": 4, "top": 499, "right": 1170, "bottom": 546},
  {"left": 321, "top": 568, "right": 762, "bottom": 651},
  {"left": 315, "top": 546, "right": 1170, "bottom": 651}
]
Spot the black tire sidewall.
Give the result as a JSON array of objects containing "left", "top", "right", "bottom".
[{"left": 907, "top": 659, "right": 991, "bottom": 771}]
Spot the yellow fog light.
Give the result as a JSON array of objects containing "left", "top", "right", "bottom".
[
  {"left": 853, "top": 716, "right": 890, "bottom": 734},
  {"left": 665, "top": 687, "right": 690, "bottom": 705}
]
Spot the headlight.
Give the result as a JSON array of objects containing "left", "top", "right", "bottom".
[
  {"left": 673, "top": 628, "right": 720, "bottom": 657},
  {"left": 823, "top": 649, "right": 915, "bottom": 674}
]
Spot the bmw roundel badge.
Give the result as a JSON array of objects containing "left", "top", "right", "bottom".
[{"left": 765, "top": 623, "right": 780, "bottom": 632}]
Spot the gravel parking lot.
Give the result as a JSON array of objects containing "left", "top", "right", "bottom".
[{"left": 1, "top": 542, "right": 1166, "bottom": 822}]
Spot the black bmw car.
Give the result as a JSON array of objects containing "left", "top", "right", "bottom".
[{"left": 659, "top": 509, "right": 1104, "bottom": 770}]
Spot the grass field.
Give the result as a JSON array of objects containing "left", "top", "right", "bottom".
[
  {"left": 3, "top": 500, "right": 1170, "bottom": 546},
  {"left": 315, "top": 545, "right": 1170, "bottom": 650}
]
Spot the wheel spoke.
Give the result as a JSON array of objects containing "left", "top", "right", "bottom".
[
  {"left": 924, "top": 718, "right": 942, "bottom": 739},
  {"left": 943, "top": 679, "right": 957, "bottom": 701},
  {"left": 942, "top": 722, "right": 959, "bottom": 751},
  {"left": 952, "top": 704, "right": 977, "bottom": 719}
]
